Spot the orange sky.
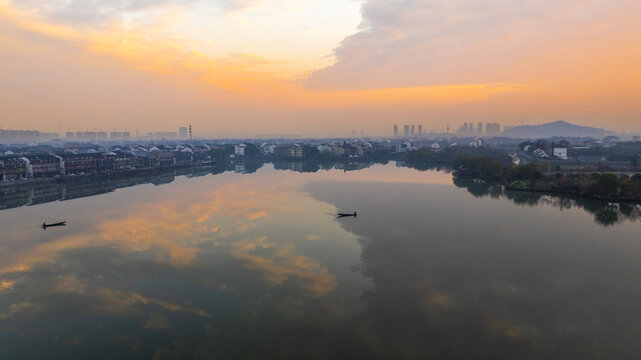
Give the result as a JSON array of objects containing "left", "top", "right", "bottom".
[{"left": 1, "top": 0, "right": 640, "bottom": 137}]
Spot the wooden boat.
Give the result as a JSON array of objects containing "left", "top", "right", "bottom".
[
  {"left": 41, "top": 221, "right": 66, "bottom": 229},
  {"left": 337, "top": 212, "right": 357, "bottom": 218}
]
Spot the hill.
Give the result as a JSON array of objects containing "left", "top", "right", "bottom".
[{"left": 501, "top": 121, "right": 614, "bottom": 138}]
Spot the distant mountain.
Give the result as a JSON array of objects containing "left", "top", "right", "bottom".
[{"left": 501, "top": 121, "right": 615, "bottom": 138}]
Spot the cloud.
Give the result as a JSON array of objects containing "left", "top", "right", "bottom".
[
  {"left": 0, "top": 280, "right": 14, "bottom": 292},
  {"left": 10, "top": 0, "right": 258, "bottom": 24},
  {"left": 2, "top": 0, "right": 640, "bottom": 134},
  {"left": 306, "top": 0, "right": 641, "bottom": 90}
]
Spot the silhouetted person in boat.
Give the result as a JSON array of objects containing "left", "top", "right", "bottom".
[{"left": 337, "top": 211, "right": 357, "bottom": 218}]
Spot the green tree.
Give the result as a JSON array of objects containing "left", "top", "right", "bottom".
[
  {"left": 506, "top": 163, "right": 541, "bottom": 181},
  {"left": 590, "top": 173, "right": 621, "bottom": 197},
  {"left": 244, "top": 143, "right": 260, "bottom": 156},
  {"left": 303, "top": 145, "right": 319, "bottom": 159}
]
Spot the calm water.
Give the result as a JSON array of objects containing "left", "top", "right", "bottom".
[{"left": 1, "top": 162, "right": 640, "bottom": 359}]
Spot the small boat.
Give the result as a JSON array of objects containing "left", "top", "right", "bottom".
[
  {"left": 41, "top": 221, "right": 66, "bottom": 230},
  {"left": 337, "top": 211, "right": 357, "bottom": 218}
]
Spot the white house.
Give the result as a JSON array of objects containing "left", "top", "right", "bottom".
[
  {"left": 317, "top": 144, "right": 332, "bottom": 153},
  {"left": 234, "top": 143, "right": 246, "bottom": 156},
  {"left": 469, "top": 138, "right": 483, "bottom": 148},
  {"left": 534, "top": 149, "right": 550, "bottom": 159},
  {"left": 553, "top": 148, "right": 568, "bottom": 160},
  {"left": 394, "top": 142, "right": 414, "bottom": 153}
]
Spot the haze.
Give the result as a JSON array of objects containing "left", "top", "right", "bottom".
[{"left": 1, "top": 0, "right": 640, "bottom": 137}]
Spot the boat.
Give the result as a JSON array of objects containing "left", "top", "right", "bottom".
[
  {"left": 41, "top": 221, "right": 66, "bottom": 229},
  {"left": 337, "top": 211, "right": 357, "bottom": 218}
]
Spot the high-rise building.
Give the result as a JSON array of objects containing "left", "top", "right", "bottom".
[
  {"left": 411, "top": 125, "right": 415, "bottom": 135},
  {"left": 394, "top": 125, "right": 398, "bottom": 137},
  {"left": 0, "top": 130, "right": 40, "bottom": 144},
  {"left": 418, "top": 125, "right": 423, "bottom": 135},
  {"left": 65, "top": 132, "right": 75, "bottom": 141},
  {"left": 110, "top": 132, "right": 122, "bottom": 141},
  {"left": 477, "top": 122, "right": 483, "bottom": 135},
  {"left": 96, "top": 132, "right": 108, "bottom": 141},
  {"left": 485, "top": 123, "right": 501, "bottom": 135},
  {"left": 75, "top": 131, "right": 96, "bottom": 141},
  {"left": 122, "top": 132, "right": 131, "bottom": 141},
  {"left": 403, "top": 125, "right": 410, "bottom": 137},
  {"left": 457, "top": 122, "right": 469, "bottom": 135},
  {"left": 469, "top": 123, "right": 474, "bottom": 134},
  {"left": 179, "top": 126, "right": 188, "bottom": 140}
]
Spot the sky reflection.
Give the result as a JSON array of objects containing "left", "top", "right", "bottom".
[{"left": 1, "top": 164, "right": 640, "bottom": 359}]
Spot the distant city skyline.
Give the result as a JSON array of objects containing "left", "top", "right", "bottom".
[{"left": 3, "top": 118, "right": 641, "bottom": 144}]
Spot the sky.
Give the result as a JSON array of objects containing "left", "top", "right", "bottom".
[{"left": 1, "top": 0, "right": 640, "bottom": 137}]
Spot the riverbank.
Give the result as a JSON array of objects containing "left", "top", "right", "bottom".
[
  {"left": 504, "top": 179, "right": 641, "bottom": 202},
  {"left": 0, "top": 164, "right": 214, "bottom": 189},
  {"left": 452, "top": 156, "right": 641, "bottom": 202}
]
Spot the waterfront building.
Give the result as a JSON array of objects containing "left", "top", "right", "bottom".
[
  {"left": 330, "top": 143, "right": 343, "bottom": 156},
  {"left": 396, "top": 142, "right": 413, "bottom": 153},
  {"left": 22, "top": 155, "right": 64, "bottom": 178},
  {"left": 553, "top": 148, "right": 568, "bottom": 160},
  {"left": 288, "top": 144, "right": 303, "bottom": 158},
  {"left": 0, "top": 157, "right": 28, "bottom": 180},
  {"left": 61, "top": 153, "right": 115, "bottom": 175},
  {"left": 147, "top": 149, "right": 176, "bottom": 167},
  {"left": 342, "top": 144, "right": 364, "bottom": 157},
  {"left": 234, "top": 144, "right": 246, "bottom": 156}
]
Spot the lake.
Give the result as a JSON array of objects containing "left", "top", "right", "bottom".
[{"left": 1, "top": 162, "right": 640, "bottom": 359}]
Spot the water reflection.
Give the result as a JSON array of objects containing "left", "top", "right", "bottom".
[
  {"left": 3, "top": 160, "right": 636, "bottom": 228},
  {"left": 0, "top": 160, "right": 383, "bottom": 211},
  {"left": 0, "top": 166, "right": 372, "bottom": 359},
  {"left": 453, "top": 177, "right": 641, "bottom": 226},
  {"left": 307, "top": 179, "right": 641, "bottom": 359},
  {"left": 1, "top": 163, "right": 640, "bottom": 359}
]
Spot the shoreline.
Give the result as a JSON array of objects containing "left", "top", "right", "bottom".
[
  {"left": 0, "top": 164, "right": 211, "bottom": 189},
  {"left": 503, "top": 184, "right": 641, "bottom": 203},
  {"left": 453, "top": 172, "right": 641, "bottom": 203}
]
